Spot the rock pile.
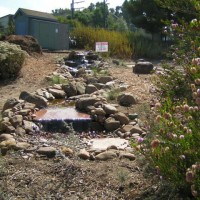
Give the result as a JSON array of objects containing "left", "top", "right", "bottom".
[{"left": 0, "top": 51, "right": 148, "bottom": 160}]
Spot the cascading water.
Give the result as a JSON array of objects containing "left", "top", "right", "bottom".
[{"left": 33, "top": 100, "right": 91, "bottom": 132}]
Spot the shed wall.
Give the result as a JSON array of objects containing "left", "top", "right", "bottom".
[
  {"left": 15, "top": 15, "right": 29, "bottom": 35},
  {"left": 30, "top": 19, "right": 69, "bottom": 50}
]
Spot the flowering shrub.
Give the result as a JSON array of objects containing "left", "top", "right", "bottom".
[
  {"left": 142, "top": 16, "right": 200, "bottom": 198},
  {"left": 0, "top": 41, "right": 25, "bottom": 80}
]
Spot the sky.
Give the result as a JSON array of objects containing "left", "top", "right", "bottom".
[{"left": 0, "top": 0, "right": 125, "bottom": 17}]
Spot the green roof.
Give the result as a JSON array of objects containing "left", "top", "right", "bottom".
[{"left": 15, "top": 8, "right": 57, "bottom": 21}]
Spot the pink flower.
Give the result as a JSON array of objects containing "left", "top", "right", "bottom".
[
  {"left": 137, "top": 137, "right": 144, "bottom": 143},
  {"left": 186, "top": 170, "right": 195, "bottom": 182},
  {"left": 151, "top": 139, "right": 160, "bottom": 148},
  {"left": 179, "top": 135, "right": 184, "bottom": 139},
  {"left": 171, "top": 23, "right": 178, "bottom": 29}
]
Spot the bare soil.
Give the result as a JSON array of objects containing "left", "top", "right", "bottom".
[{"left": 0, "top": 53, "right": 178, "bottom": 200}]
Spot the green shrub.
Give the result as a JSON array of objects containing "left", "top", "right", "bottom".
[
  {"left": 141, "top": 18, "right": 200, "bottom": 198},
  {"left": 128, "top": 30, "right": 164, "bottom": 59},
  {"left": 106, "top": 88, "right": 121, "bottom": 101},
  {"left": 48, "top": 75, "right": 69, "bottom": 85},
  {"left": 0, "top": 41, "right": 25, "bottom": 80}
]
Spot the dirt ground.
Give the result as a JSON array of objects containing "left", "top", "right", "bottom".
[{"left": 0, "top": 53, "right": 180, "bottom": 200}]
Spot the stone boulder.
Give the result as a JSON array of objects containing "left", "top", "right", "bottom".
[
  {"left": 113, "top": 112, "right": 129, "bottom": 125},
  {"left": 62, "top": 82, "right": 77, "bottom": 97},
  {"left": 14, "top": 142, "right": 31, "bottom": 150},
  {"left": 119, "top": 152, "right": 136, "bottom": 160},
  {"left": 47, "top": 88, "right": 66, "bottom": 99},
  {"left": 76, "top": 82, "right": 86, "bottom": 95},
  {"left": 75, "top": 97, "right": 100, "bottom": 111},
  {"left": 117, "top": 93, "right": 137, "bottom": 106},
  {"left": 23, "top": 120, "right": 39, "bottom": 133},
  {"left": 104, "top": 117, "right": 120, "bottom": 131},
  {"left": 19, "top": 91, "right": 48, "bottom": 108},
  {"left": 78, "top": 149, "right": 90, "bottom": 160},
  {"left": 2, "top": 98, "right": 20, "bottom": 112},
  {"left": 0, "top": 134, "right": 14, "bottom": 142},
  {"left": 85, "top": 84, "right": 98, "bottom": 94},
  {"left": 0, "top": 121, "right": 15, "bottom": 133},
  {"left": 98, "top": 76, "right": 113, "bottom": 84},
  {"left": 10, "top": 115, "right": 23, "bottom": 127},
  {"left": 103, "top": 104, "right": 118, "bottom": 115},
  {"left": 133, "top": 61, "right": 154, "bottom": 74},
  {"left": 37, "top": 146, "right": 56, "bottom": 157},
  {"left": 95, "top": 151, "right": 117, "bottom": 161}
]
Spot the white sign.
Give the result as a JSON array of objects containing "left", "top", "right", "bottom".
[{"left": 95, "top": 42, "right": 108, "bottom": 52}]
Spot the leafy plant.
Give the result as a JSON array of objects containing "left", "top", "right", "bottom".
[
  {"left": 48, "top": 75, "right": 69, "bottom": 85},
  {"left": 106, "top": 88, "right": 121, "bottom": 101},
  {"left": 0, "top": 41, "right": 25, "bottom": 80},
  {"left": 141, "top": 6, "right": 200, "bottom": 198}
]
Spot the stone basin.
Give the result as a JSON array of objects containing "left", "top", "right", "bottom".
[
  {"left": 33, "top": 107, "right": 91, "bottom": 132},
  {"left": 34, "top": 107, "right": 91, "bottom": 121}
]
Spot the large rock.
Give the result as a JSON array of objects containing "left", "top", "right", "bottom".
[
  {"left": 14, "top": 142, "right": 31, "bottom": 150},
  {"left": 2, "top": 109, "right": 14, "bottom": 118},
  {"left": 75, "top": 97, "right": 100, "bottom": 111},
  {"left": 117, "top": 93, "right": 137, "bottom": 106},
  {"left": 47, "top": 88, "right": 66, "bottom": 99},
  {"left": 119, "top": 152, "right": 136, "bottom": 160},
  {"left": 98, "top": 76, "right": 113, "bottom": 84},
  {"left": 23, "top": 120, "right": 39, "bottom": 133},
  {"left": 85, "top": 84, "right": 98, "bottom": 94},
  {"left": 95, "top": 151, "right": 117, "bottom": 161},
  {"left": 76, "top": 82, "right": 86, "bottom": 95},
  {"left": 133, "top": 61, "right": 154, "bottom": 74},
  {"left": 120, "top": 124, "right": 143, "bottom": 134},
  {"left": 36, "top": 89, "right": 55, "bottom": 100},
  {"left": 0, "top": 134, "right": 14, "bottom": 142},
  {"left": 0, "top": 121, "right": 15, "bottom": 133},
  {"left": 10, "top": 115, "right": 23, "bottom": 127},
  {"left": 113, "top": 112, "right": 129, "bottom": 125},
  {"left": 19, "top": 91, "right": 48, "bottom": 108},
  {"left": 103, "top": 104, "right": 117, "bottom": 115},
  {"left": 2, "top": 98, "right": 20, "bottom": 112},
  {"left": 104, "top": 117, "right": 120, "bottom": 131},
  {"left": 5, "top": 35, "right": 42, "bottom": 55},
  {"left": 37, "top": 147, "right": 56, "bottom": 157},
  {"left": 91, "top": 108, "right": 106, "bottom": 116},
  {"left": 78, "top": 149, "right": 90, "bottom": 160},
  {"left": 62, "top": 82, "right": 77, "bottom": 97}
]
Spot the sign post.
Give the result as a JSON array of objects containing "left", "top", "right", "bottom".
[{"left": 95, "top": 42, "right": 108, "bottom": 52}]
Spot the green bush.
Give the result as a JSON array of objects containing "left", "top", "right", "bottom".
[
  {"left": 128, "top": 30, "right": 165, "bottom": 59},
  {"left": 141, "top": 17, "right": 200, "bottom": 198},
  {"left": 0, "top": 41, "right": 25, "bottom": 80},
  {"left": 48, "top": 75, "right": 69, "bottom": 85}
]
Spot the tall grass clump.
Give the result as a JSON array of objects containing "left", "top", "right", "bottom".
[
  {"left": 72, "top": 26, "right": 132, "bottom": 59},
  {"left": 139, "top": 14, "right": 200, "bottom": 198},
  {"left": 128, "top": 30, "right": 164, "bottom": 59},
  {"left": 72, "top": 26, "right": 166, "bottom": 59},
  {"left": 0, "top": 41, "right": 25, "bottom": 80}
]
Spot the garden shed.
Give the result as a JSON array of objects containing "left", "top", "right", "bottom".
[
  {"left": 0, "top": 14, "right": 14, "bottom": 33},
  {"left": 14, "top": 8, "right": 69, "bottom": 50}
]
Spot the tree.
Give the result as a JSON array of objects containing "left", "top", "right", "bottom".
[{"left": 122, "top": 0, "right": 170, "bottom": 36}]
